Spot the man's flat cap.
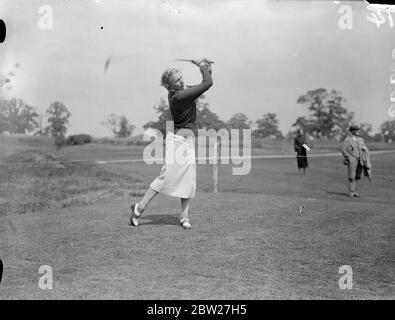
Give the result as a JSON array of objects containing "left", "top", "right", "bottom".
[{"left": 349, "top": 125, "right": 360, "bottom": 131}]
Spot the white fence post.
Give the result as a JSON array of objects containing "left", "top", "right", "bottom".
[{"left": 213, "top": 138, "right": 218, "bottom": 193}]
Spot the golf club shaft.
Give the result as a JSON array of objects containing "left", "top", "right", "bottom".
[{"left": 175, "top": 59, "right": 214, "bottom": 64}]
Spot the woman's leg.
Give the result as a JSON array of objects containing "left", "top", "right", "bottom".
[
  {"left": 138, "top": 187, "right": 159, "bottom": 212},
  {"left": 130, "top": 187, "right": 159, "bottom": 226},
  {"left": 180, "top": 198, "right": 192, "bottom": 220},
  {"left": 180, "top": 198, "right": 192, "bottom": 229}
]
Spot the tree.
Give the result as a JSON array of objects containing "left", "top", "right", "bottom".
[
  {"left": 0, "top": 98, "right": 39, "bottom": 134},
  {"left": 226, "top": 113, "right": 252, "bottom": 130},
  {"left": 102, "top": 113, "right": 136, "bottom": 138},
  {"left": 45, "top": 101, "right": 71, "bottom": 148},
  {"left": 253, "top": 113, "right": 283, "bottom": 139},
  {"left": 34, "top": 113, "right": 49, "bottom": 136},
  {"left": 195, "top": 96, "right": 226, "bottom": 130},
  {"left": 332, "top": 111, "right": 355, "bottom": 141},
  {"left": 359, "top": 123, "right": 373, "bottom": 142},
  {"left": 291, "top": 116, "right": 317, "bottom": 137},
  {"left": 143, "top": 98, "right": 172, "bottom": 136},
  {"left": 296, "top": 88, "right": 353, "bottom": 139},
  {"left": 118, "top": 116, "right": 135, "bottom": 138},
  {"left": 0, "top": 98, "right": 10, "bottom": 133},
  {"left": 371, "top": 133, "right": 384, "bottom": 143},
  {"left": 380, "top": 120, "right": 395, "bottom": 143}
]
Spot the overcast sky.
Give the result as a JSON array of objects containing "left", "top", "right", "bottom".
[{"left": 1, "top": 0, "right": 394, "bottom": 137}]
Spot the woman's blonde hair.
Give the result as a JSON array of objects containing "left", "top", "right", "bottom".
[{"left": 160, "top": 68, "right": 180, "bottom": 90}]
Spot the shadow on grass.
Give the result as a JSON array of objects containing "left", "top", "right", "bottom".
[
  {"left": 283, "top": 172, "right": 305, "bottom": 176},
  {"left": 326, "top": 191, "right": 395, "bottom": 205},
  {"left": 140, "top": 214, "right": 180, "bottom": 226},
  {"left": 327, "top": 191, "right": 350, "bottom": 198}
]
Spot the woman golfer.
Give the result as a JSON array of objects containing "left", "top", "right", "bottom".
[{"left": 130, "top": 58, "right": 213, "bottom": 229}]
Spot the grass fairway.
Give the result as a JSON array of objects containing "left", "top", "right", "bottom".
[{"left": 0, "top": 138, "right": 394, "bottom": 299}]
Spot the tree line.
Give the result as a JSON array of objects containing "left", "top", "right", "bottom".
[
  {"left": 1, "top": 88, "right": 395, "bottom": 146},
  {"left": 0, "top": 98, "right": 136, "bottom": 147},
  {"left": 0, "top": 98, "right": 71, "bottom": 147},
  {"left": 143, "top": 89, "right": 395, "bottom": 143}
]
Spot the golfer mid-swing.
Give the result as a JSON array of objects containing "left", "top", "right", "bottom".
[{"left": 130, "top": 58, "right": 213, "bottom": 229}]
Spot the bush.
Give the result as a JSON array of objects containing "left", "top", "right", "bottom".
[
  {"left": 55, "top": 136, "right": 66, "bottom": 149},
  {"left": 251, "top": 138, "right": 264, "bottom": 148},
  {"left": 66, "top": 134, "right": 92, "bottom": 146}
]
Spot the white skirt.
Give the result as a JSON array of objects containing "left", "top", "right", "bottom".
[{"left": 150, "top": 132, "right": 196, "bottom": 198}]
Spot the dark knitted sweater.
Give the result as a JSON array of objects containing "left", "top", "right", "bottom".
[{"left": 168, "top": 66, "right": 213, "bottom": 135}]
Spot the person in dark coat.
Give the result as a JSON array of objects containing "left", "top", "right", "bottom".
[{"left": 294, "top": 129, "right": 309, "bottom": 175}]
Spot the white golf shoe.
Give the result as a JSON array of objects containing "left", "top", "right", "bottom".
[
  {"left": 180, "top": 218, "right": 192, "bottom": 229},
  {"left": 130, "top": 203, "right": 142, "bottom": 226}
]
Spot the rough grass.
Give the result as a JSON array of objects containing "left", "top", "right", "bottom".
[
  {"left": 0, "top": 135, "right": 55, "bottom": 161},
  {"left": 0, "top": 150, "right": 147, "bottom": 216}
]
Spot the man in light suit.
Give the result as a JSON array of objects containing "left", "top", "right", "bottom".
[{"left": 341, "top": 125, "right": 369, "bottom": 198}]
